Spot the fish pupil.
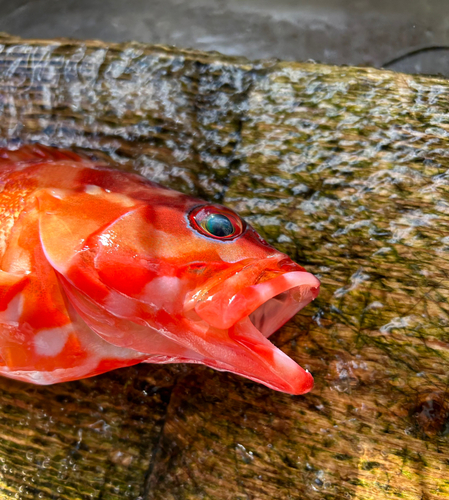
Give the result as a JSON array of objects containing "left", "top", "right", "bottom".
[{"left": 204, "top": 213, "right": 234, "bottom": 237}]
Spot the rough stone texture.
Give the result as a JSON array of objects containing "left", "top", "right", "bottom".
[{"left": 0, "top": 35, "right": 448, "bottom": 499}]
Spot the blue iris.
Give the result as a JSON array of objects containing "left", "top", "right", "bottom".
[{"left": 204, "top": 213, "right": 235, "bottom": 237}]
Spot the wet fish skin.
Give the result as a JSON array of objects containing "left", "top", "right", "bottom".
[{"left": 0, "top": 144, "right": 319, "bottom": 394}]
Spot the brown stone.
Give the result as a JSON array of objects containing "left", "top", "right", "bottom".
[{"left": 0, "top": 33, "right": 448, "bottom": 499}]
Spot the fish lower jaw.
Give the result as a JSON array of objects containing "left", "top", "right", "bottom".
[
  {"left": 183, "top": 272, "right": 320, "bottom": 395},
  {"left": 221, "top": 315, "right": 314, "bottom": 395}
]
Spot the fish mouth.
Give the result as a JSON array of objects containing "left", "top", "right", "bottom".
[
  {"left": 193, "top": 265, "right": 320, "bottom": 395},
  {"left": 249, "top": 272, "right": 319, "bottom": 337}
]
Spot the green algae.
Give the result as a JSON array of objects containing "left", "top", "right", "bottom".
[{"left": 0, "top": 33, "right": 447, "bottom": 499}]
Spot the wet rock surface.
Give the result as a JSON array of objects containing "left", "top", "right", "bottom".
[{"left": 0, "top": 35, "right": 448, "bottom": 499}]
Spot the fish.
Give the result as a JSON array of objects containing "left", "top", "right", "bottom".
[{"left": 0, "top": 144, "right": 320, "bottom": 395}]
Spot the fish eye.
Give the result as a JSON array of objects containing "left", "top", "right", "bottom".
[
  {"left": 202, "top": 213, "right": 234, "bottom": 237},
  {"left": 189, "top": 205, "right": 245, "bottom": 240}
]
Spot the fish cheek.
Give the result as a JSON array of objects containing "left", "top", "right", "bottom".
[{"left": 96, "top": 253, "right": 158, "bottom": 297}]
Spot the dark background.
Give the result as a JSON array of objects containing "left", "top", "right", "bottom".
[{"left": 0, "top": 0, "right": 448, "bottom": 75}]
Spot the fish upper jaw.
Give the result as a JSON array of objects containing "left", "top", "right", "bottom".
[{"left": 193, "top": 269, "right": 320, "bottom": 332}]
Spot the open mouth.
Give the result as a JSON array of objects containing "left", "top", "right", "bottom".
[
  {"left": 248, "top": 272, "right": 320, "bottom": 337},
  {"left": 194, "top": 270, "right": 319, "bottom": 330},
  {"left": 193, "top": 268, "right": 320, "bottom": 395}
]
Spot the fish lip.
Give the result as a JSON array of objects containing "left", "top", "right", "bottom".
[{"left": 194, "top": 269, "right": 320, "bottom": 332}]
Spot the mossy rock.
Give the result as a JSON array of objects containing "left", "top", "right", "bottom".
[{"left": 0, "top": 34, "right": 448, "bottom": 500}]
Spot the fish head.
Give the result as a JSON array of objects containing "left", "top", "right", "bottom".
[{"left": 38, "top": 178, "right": 319, "bottom": 394}]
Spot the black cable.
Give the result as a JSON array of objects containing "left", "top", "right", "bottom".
[{"left": 383, "top": 45, "right": 449, "bottom": 68}]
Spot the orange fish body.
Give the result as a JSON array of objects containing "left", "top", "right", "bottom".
[{"left": 0, "top": 145, "right": 319, "bottom": 394}]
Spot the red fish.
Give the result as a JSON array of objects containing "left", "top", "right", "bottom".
[{"left": 0, "top": 145, "right": 319, "bottom": 394}]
